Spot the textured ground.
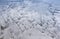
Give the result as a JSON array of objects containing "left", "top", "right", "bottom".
[{"left": 0, "top": 0, "right": 60, "bottom": 39}]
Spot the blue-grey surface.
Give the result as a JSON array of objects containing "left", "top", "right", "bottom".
[{"left": 0, "top": 0, "right": 60, "bottom": 39}]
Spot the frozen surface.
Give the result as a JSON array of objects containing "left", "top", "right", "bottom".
[{"left": 0, "top": 0, "right": 60, "bottom": 39}]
